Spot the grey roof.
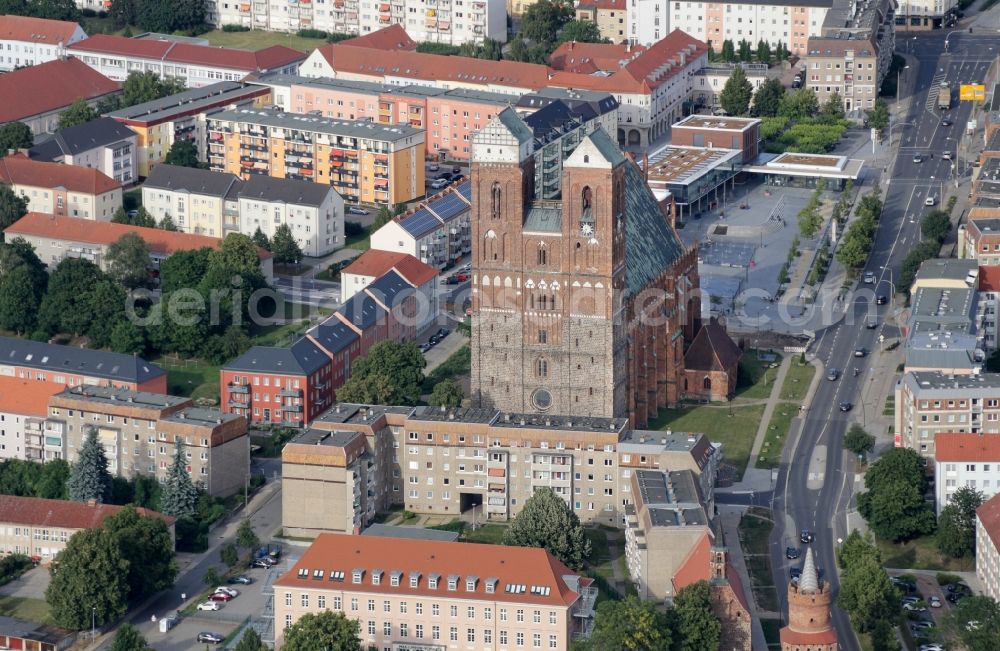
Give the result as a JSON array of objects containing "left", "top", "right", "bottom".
[
  {"left": 623, "top": 161, "right": 686, "bottom": 298},
  {"left": 55, "top": 385, "right": 188, "bottom": 409},
  {"left": 517, "top": 87, "right": 619, "bottom": 115},
  {"left": 496, "top": 107, "right": 534, "bottom": 145},
  {"left": 908, "top": 287, "right": 974, "bottom": 334},
  {"left": 307, "top": 317, "right": 358, "bottom": 355},
  {"left": 106, "top": 81, "right": 264, "bottom": 124},
  {"left": 635, "top": 469, "right": 708, "bottom": 528},
  {"left": 239, "top": 174, "right": 335, "bottom": 207},
  {"left": 0, "top": 336, "right": 165, "bottom": 383},
  {"left": 587, "top": 128, "right": 626, "bottom": 167},
  {"left": 523, "top": 204, "right": 562, "bottom": 232},
  {"left": 161, "top": 407, "right": 241, "bottom": 426},
  {"left": 903, "top": 370, "right": 1000, "bottom": 394},
  {"left": 208, "top": 108, "right": 422, "bottom": 142},
  {"left": 29, "top": 117, "right": 135, "bottom": 160},
  {"left": 970, "top": 218, "right": 1000, "bottom": 233},
  {"left": 252, "top": 75, "right": 516, "bottom": 107},
  {"left": 338, "top": 293, "right": 385, "bottom": 330},
  {"left": 289, "top": 427, "right": 363, "bottom": 448},
  {"left": 361, "top": 524, "right": 460, "bottom": 542},
  {"left": 365, "top": 270, "right": 413, "bottom": 308},
  {"left": 223, "top": 339, "right": 329, "bottom": 375},
  {"left": 913, "top": 258, "right": 979, "bottom": 284},
  {"left": 905, "top": 346, "right": 980, "bottom": 372},
  {"left": 144, "top": 164, "right": 241, "bottom": 197}
]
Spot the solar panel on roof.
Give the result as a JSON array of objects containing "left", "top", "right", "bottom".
[
  {"left": 427, "top": 192, "right": 468, "bottom": 222},
  {"left": 457, "top": 181, "right": 472, "bottom": 202},
  {"left": 399, "top": 208, "right": 442, "bottom": 238}
]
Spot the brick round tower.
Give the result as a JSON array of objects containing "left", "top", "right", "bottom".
[{"left": 780, "top": 548, "right": 838, "bottom": 650}]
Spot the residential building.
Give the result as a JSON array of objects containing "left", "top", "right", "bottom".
[
  {"left": 894, "top": 371, "right": 1000, "bottom": 456},
  {"left": 976, "top": 491, "right": 1000, "bottom": 602},
  {"left": 301, "top": 26, "right": 709, "bottom": 148},
  {"left": 0, "top": 335, "right": 167, "bottom": 393},
  {"left": 209, "top": 0, "right": 507, "bottom": 46},
  {"left": 905, "top": 331, "right": 984, "bottom": 375},
  {"left": 106, "top": 81, "right": 271, "bottom": 177},
  {"left": 575, "top": 0, "right": 629, "bottom": 43},
  {"left": 0, "top": 57, "right": 120, "bottom": 135},
  {"left": 691, "top": 63, "right": 770, "bottom": 112},
  {"left": 779, "top": 548, "right": 838, "bottom": 650},
  {"left": 0, "top": 616, "right": 74, "bottom": 651},
  {"left": 666, "top": 0, "right": 832, "bottom": 56},
  {"left": 962, "top": 217, "right": 1000, "bottom": 266},
  {"left": 934, "top": 432, "right": 1000, "bottom": 515},
  {"left": 0, "top": 14, "right": 87, "bottom": 72},
  {"left": 273, "top": 533, "right": 598, "bottom": 650},
  {"left": 48, "top": 385, "right": 249, "bottom": 497},
  {"left": 370, "top": 181, "right": 472, "bottom": 268},
  {"left": 0, "top": 377, "right": 66, "bottom": 462},
  {"left": 0, "top": 495, "right": 174, "bottom": 561},
  {"left": 4, "top": 212, "right": 275, "bottom": 282},
  {"left": 255, "top": 74, "right": 517, "bottom": 161},
  {"left": 66, "top": 35, "right": 305, "bottom": 88},
  {"left": 0, "top": 153, "right": 122, "bottom": 220},
  {"left": 142, "top": 164, "right": 345, "bottom": 256},
  {"left": 339, "top": 249, "right": 439, "bottom": 329},
  {"left": 206, "top": 108, "right": 425, "bottom": 206},
  {"left": 896, "top": 0, "right": 957, "bottom": 30},
  {"left": 28, "top": 117, "right": 138, "bottom": 186}
]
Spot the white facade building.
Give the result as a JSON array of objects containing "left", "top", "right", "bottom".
[
  {"left": 977, "top": 492, "right": 1000, "bottom": 602},
  {"left": 210, "top": 0, "right": 507, "bottom": 46},
  {"left": 28, "top": 118, "right": 139, "bottom": 187},
  {"left": 0, "top": 15, "right": 87, "bottom": 72},
  {"left": 934, "top": 433, "right": 1000, "bottom": 516},
  {"left": 627, "top": 0, "right": 670, "bottom": 46},
  {"left": 370, "top": 180, "right": 472, "bottom": 269}
]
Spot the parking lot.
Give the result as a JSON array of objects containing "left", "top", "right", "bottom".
[{"left": 890, "top": 571, "right": 974, "bottom": 649}]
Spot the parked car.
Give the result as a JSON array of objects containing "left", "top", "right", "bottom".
[
  {"left": 347, "top": 206, "right": 369, "bottom": 216},
  {"left": 839, "top": 402, "right": 853, "bottom": 412},
  {"left": 946, "top": 592, "right": 967, "bottom": 604},
  {"left": 228, "top": 575, "right": 253, "bottom": 585},
  {"left": 940, "top": 118, "right": 953, "bottom": 127},
  {"left": 197, "top": 632, "right": 225, "bottom": 644},
  {"left": 428, "top": 163, "right": 440, "bottom": 172},
  {"left": 420, "top": 343, "right": 432, "bottom": 353},
  {"left": 866, "top": 317, "right": 878, "bottom": 329},
  {"left": 790, "top": 567, "right": 802, "bottom": 579},
  {"left": 435, "top": 328, "right": 451, "bottom": 339},
  {"left": 452, "top": 166, "right": 461, "bottom": 174},
  {"left": 214, "top": 587, "right": 239, "bottom": 598},
  {"left": 430, "top": 178, "right": 449, "bottom": 189},
  {"left": 453, "top": 272, "right": 469, "bottom": 282},
  {"left": 197, "top": 601, "right": 222, "bottom": 612},
  {"left": 919, "top": 644, "right": 945, "bottom": 651},
  {"left": 901, "top": 596, "right": 921, "bottom": 605},
  {"left": 799, "top": 529, "right": 814, "bottom": 543},
  {"left": 929, "top": 596, "right": 942, "bottom": 608},
  {"left": 911, "top": 621, "right": 935, "bottom": 630},
  {"left": 785, "top": 547, "right": 800, "bottom": 559},
  {"left": 209, "top": 592, "right": 233, "bottom": 602},
  {"left": 946, "top": 582, "right": 971, "bottom": 594},
  {"left": 251, "top": 557, "right": 274, "bottom": 568}
]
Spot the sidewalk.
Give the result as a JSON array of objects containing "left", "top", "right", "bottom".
[{"left": 717, "top": 505, "right": 770, "bottom": 651}]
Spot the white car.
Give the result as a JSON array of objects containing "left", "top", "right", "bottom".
[
  {"left": 919, "top": 644, "right": 944, "bottom": 651},
  {"left": 197, "top": 601, "right": 222, "bottom": 611},
  {"left": 863, "top": 271, "right": 876, "bottom": 284},
  {"left": 929, "top": 596, "right": 942, "bottom": 608},
  {"left": 214, "top": 586, "right": 239, "bottom": 598}
]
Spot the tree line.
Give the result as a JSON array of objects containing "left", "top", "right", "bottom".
[{"left": 710, "top": 38, "right": 790, "bottom": 65}]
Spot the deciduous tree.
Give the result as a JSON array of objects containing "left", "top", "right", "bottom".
[
  {"left": 109, "top": 623, "right": 151, "bottom": 651},
  {"left": 68, "top": 426, "right": 113, "bottom": 504},
  {"left": 337, "top": 341, "right": 427, "bottom": 405},
  {"left": 103, "top": 506, "right": 177, "bottom": 600},
  {"left": 236, "top": 517, "right": 260, "bottom": 554},
  {"left": 233, "top": 629, "right": 268, "bottom": 651},
  {"left": 122, "top": 71, "right": 186, "bottom": 107},
  {"left": 671, "top": 580, "right": 721, "bottom": 651},
  {"left": 779, "top": 88, "right": 819, "bottom": 120},
  {"left": 837, "top": 554, "right": 898, "bottom": 633},
  {"left": 843, "top": 424, "right": 875, "bottom": 457},
  {"left": 503, "top": 487, "right": 591, "bottom": 569},
  {"left": 936, "top": 486, "right": 984, "bottom": 558},
  {"left": 271, "top": 223, "right": 303, "bottom": 264},
  {"left": 822, "top": 90, "right": 846, "bottom": 120},
  {"left": 0, "top": 122, "right": 33, "bottom": 151},
  {"left": 46, "top": 528, "right": 129, "bottom": 629},
  {"left": 0, "top": 183, "right": 28, "bottom": 234},
  {"left": 719, "top": 67, "right": 753, "bottom": 116},
  {"left": 429, "top": 379, "right": 463, "bottom": 408},
  {"left": 558, "top": 19, "right": 607, "bottom": 44},
  {"left": 751, "top": 78, "right": 785, "bottom": 118},
  {"left": 58, "top": 99, "right": 97, "bottom": 130},
  {"left": 107, "top": 232, "right": 151, "bottom": 290},
  {"left": 921, "top": 210, "right": 951, "bottom": 243},
  {"left": 586, "top": 596, "right": 672, "bottom": 651},
  {"left": 943, "top": 596, "right": 1000, "bottom": 651},
  {"left": 281, "top": 611, "right": 362, "bottom": 651},
  {"left": 163, "top": 139, "right": 201, "bottom": 168},
  {"left": 221, "top": 542, "right": 239, "bottom": 569},
  {"left": 858, "top": 477, "right": 935, "bottom": 542},
  {"left": 159, "top": 438, "right": 199, "bottom": 520},
  {"left": 867, "top": 98, "right": 890, "bottom": 131}
]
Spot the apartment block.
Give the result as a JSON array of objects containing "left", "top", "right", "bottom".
[
  {"left": 210, "top": 0, "right": 507, "bottom": 46},
  {"left": 576, "top": 0, "right": 628, "bottom": 43},
  {"left": 934, "top": 433, "right": 1000, "bottom": 515},
  {"left": 206, "top": 108, "right": 425, "bottom": 206},
  {"left": 66, "top": 34, "right": 305, "bottom": 88},
  {"left": 29, "top": 117, "right": 138, "bottom": 186},
  {"left": 667, "top": 0, "right": 831, "bottom": 56},
  {"left": 0, "top": 377, "right": 66, "bottom": 462},
  {"left": 962, "top": 218, "right": 1000, "bottom": 266},
  {"left": 0, "top": 14, "right": 87, "bottom": 72},
  {"left": 0, "top": 153, "right": 122, "bottom": 220},
  {"left": 894, "top": 371, "right": 1000, "bottom": 456},
  {"left": 48, "top": 386, "right": 249, "bottom": 497},
  {"left": 107, "top": 81, "right": 271, "bottom": 177},
  {"left": 0, "top": 495, "right": 174, "bottom": 562},
  {"left": 977, "top": 491, "right": 1000, "bottom": 602},
  {"left": 691, "top": 63, "right": 770, "bottom": 113},
  {"left": 273, "top": 533, "right": 598, "bottom": 650},
  {"left": 896, "top": 0, "right": 957, "bottom": 30},
  {"left": 142, "top": 164, "right": 344, "bottom": 256},
  {"left": 370, "top": 181, "right": 472, "bottom": 268},
  {"left": 339, "top": 249, "right": 438, "bottom": 328}
]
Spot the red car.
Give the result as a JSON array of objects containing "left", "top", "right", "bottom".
[
  {"left": 454, "top": 273, "right": 468, "bottom": 282},
  {"left": 209, "top": 592, "right": 233, "bottom": 602}
]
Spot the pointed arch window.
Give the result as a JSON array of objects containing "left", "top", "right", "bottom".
[
  {"left": 580, "top": 186, "right": 595, "bottom": 236},
  {"left": 491, "top": 182, "right": 501, "bottom": 220}
]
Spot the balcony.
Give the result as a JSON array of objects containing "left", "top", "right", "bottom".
[
  {"left": 279, "top": 387, "right": 303, "bottom": 398},
  {"left": 283, "top": 404, "right": 304, "bottom": 413},
  {"left": 228, "top": 383, "right": 250, "bottom": 394}
]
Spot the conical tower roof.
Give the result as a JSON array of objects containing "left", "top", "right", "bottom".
[{"left": 799, "top": 547, "right": 819, "bottom": 594}]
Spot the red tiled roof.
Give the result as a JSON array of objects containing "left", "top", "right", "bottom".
[
  {"left": 779, "top": 627, "right": 839, "bottom": 646},
  {"left": 391, "top": 255, "right": 438, "bottom": 287},
  {"left": 549, "top": 41, "right": 646, "bottom": 74},
  {"left": 0, "top": 58, "right": 119, "bottom": 123},
  {"left": 671, "top": 530, "right": 713, "bottom": 592},
  {"left": 68, "top": 35, "right": 306, "bottom": 72},
  {"left": 934, "top": 432, "right": 1000, "bottom": 462},
  {"left": 684, "top": 318, "right": 742, "bottom": 372},
  {"left": 0, "top": 376, "right": 67, "bottom": 417},
  {"left": 0, "top": 495, "right": 175, "bottom": 530},
  {"left": 979, "top": 265, "right": 1000, "bottom": 292},
  {"left": 275, "top": 533, "right": 590, "bottom": 607},
  {"left": 0, "top": 14, "right": 81, "bottom": 43},
  {"left": 342, "top": 250, "right": 437, "bottom": 288},
  {"left": 578, "top": 0, "right": 627, "bottom": 9},
  {"left": 5, "top": 213, "right": 271, "bottom": 259},
  {"left": 0, "top": 153, "right": 121, "bottom": 196},
  {"left": 340, "top": 24, "right": 416, "bottom": 51},
  {"left": 977, "top": 492, "right": 1000, "bottom": 553}
]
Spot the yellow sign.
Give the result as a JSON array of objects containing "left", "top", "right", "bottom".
[{"left": 960, "top": 84, "right": 986, "bottom": 101}]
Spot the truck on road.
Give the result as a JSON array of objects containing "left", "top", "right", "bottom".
[{"left": 938, "top": 83, "right": 953, "bottom": 110}]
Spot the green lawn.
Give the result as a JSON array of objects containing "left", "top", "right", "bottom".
[
  {"left": 650, "top": 403, "right": 764, "bottom": 482},
  {"left": 201, "top": 29, "right": 327, "bottom": 53},
  {"left": 756, "top": 406, "right": 796, "bottom": 469},
  {"left": 877, "top": 535, "right": 976, "bottom": 572},
  {"left": 344, "top": 225, "right": 373, "bottom": 252},
  {"left": 0, "top": 596, "right": 51, "bottom": 625},
  {"left": 249, "top": 302, "right": 332, "bottom": 347},
  {"left": 738, "top": 508, "right": 779, "bottom": 613},
  {"left": 735, "top": 352, "right": 783, "bottom": 400},
  {"left": 779, "top": 362, "right": 815, "bottom": 403},
  {"left": 459, "top": 524, "right": 508, "bottom": 545},
  {"left": 153, "top": 356, "right": 222, "bottom": 403}
]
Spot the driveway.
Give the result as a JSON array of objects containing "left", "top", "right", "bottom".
[
  {"left": 423, "top": 331, "right": 467, "bottom": 374},
  {"left": 0, "top": 565, "right": 50, "bottom": 600}
]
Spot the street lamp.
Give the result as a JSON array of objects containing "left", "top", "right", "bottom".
[{"left": 91, "top": 607, "right": 96, "bottom": 640}]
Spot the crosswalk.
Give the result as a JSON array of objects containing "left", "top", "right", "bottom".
[{"left": 924, "top": 70, "right": 948, "bottom": 111}]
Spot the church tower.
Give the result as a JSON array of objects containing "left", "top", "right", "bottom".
[{"left": 780, "top": 548, "right": 838, "bottom": 650}]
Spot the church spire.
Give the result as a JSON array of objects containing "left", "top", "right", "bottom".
[{"left": 799, "top": 547, "right": 819, "bottom": 594}]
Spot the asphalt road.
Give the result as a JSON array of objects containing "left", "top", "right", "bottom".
[{"left": 769, "top": 30, "right": 995, "bottom": 650}]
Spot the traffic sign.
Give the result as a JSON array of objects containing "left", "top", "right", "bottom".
[{"left": 960, "top": 84, "right": 986, "bottom": 101}]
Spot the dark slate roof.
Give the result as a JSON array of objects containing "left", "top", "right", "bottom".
[
  {"left": 239, "top": 174, "right": 335, "bottom": 207},
  {"left": 223, "top": 340, "right": 328, "bottom": 375},
  {"left": 0, "top": 336, "right": 165, "bottom": 383},
  {"left": 496, "top": 107, "right": 533, "bottom": 144},
  {"left": 29, "top": 117, "right": 136, "bottom": 160},
  {"left": 338, "top": 292, "right": 385, "bottom": 330},
  {"left": 523, "top": 205, "right": 562, "bottom": 232},
  {"left": 623, "top": 161, "right": 685, "bottom": 298},
  {"left": 683, "top": 319, "right": 742, "bottom": 372},
  {"left": 143, "top": 164, "right": 241, "bottom": 197},
  {"left": 588, "top": 128, "right": 626, "bottom": 167},
  {"left": 308, "top": 317, "right": 358, "bottom": 355},
  {"left": 365, "top": 269, "right": 412, "bottom": 308}
]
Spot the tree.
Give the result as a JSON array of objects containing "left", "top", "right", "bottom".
[
  {"left": 843, "top": 424, "right": 875, "bottom": 457},
  {"left": 68, "top": 426, "right": 113, "bottom": 504},
  {"left": 106, "top": 232, "right": 151, "bottom": 290},
  {"left": 234, "top": 629, "right": 269, "bottom": 651},
  {"left": 822, "top": 90, "right": 846, "bottom": 120},
  {"left": 779, "top": 88, "right": 820, "bottom": 120},
  {"left": 836, "top": 531, "right": 898, "bottom": 634},
  {"left": 136, "top": 0, "right": 205, "bottom": 33},
  {"left": 237, "top": 517, "right": 259, "bottom": 554},
  {"left": 429, "top": 379, "right": 463, "bottom": 408},
  {"left": 738, "top": 39, "right": 752, "bottom": 62},
  {"left": 858, "top": 477, "right": 935, "bottom": 542},
  {"left": 109, "top": 0, "right": 138, "bottom": 29},
  {"left": 751, "top": 78, "right": 785, "bottom": 118},
  {"left": 58, "top": 98, "right": 97, "bottom": 129},
  {"left": 936, "top": 486, "right": 984, "bottom": 558},
  {"left": 503, "top": 487, "right": 591, "bottom": 569},
  {"left": 163, "top": 139, "right": 201, "bottom": 168},
  {"left": 943, "top": 595, "right": 1000, "bottom": 651},
  {"left": 159, "top": 214, "right": 178, "bottom": 231},
  {"left": 131, "top": 206, "right": 156, "bottom": 228},
  {"left": 46, "top": 528, "right": 129, "bottom": 629},
  {"left": 720, "top": 39, "right": 735, "bottom": 62},
  {"left": 836, "top": 529, "right": 881, "bottom": 570},
  {"left": 372, "top": 205, "right": 394, "bottom": 230},
  {"left": 31, "top": 0, "right": 80, "bottom": 20},
  {"left": 0, "top": 266, "right": 42, "bottom": 333},
  {"left": 122, "top": 71, "right": 186, "bottom": 108},
  {"left": 160, "top": 247, "right": 212, "bottom": 294},
  {"left": 337, "top": 341, "right": 427, "bottom": 405},
  {"left": 109, "top": 623, "right": 151, "bottom": 651},
  {"left": 221, "top": 542, "right": 239, "bottom": 569},
  {"left": 558, "top": 19, "right": 608, "bottom": 44},
  {"left": 251, "top": 227, "right": 271, "bottom": 251},
  {"left": 159, "top": 438, "right": 199, "bottom": 520},
  {"left": 586, "top": 596, "right": 672, "bottom": 651},
  {"left": 864, "top": 447, "right": 926, "bottom": 494},
  {"left": 0, "top": 122, "right": 33, "bottom": 152},
  {"left": 521, "top": 0, "right": 572, "bottom": 44},
  {"left": 281, "top": 611, "right": 362, "bottom": 651},
  {"left": 202, "top": 565, "right": 222, "bottom": 588},
  {"left": 867, "top": 98, "right": 890, "bottom": 131},
  {"left": 33, "top": 459, "right": 70, "bottom": 499},
  {"left": 756, "top": 39, "right": 771, "bottom": 63},
  {"left": 671, "top": 580, "right": 721, "bottom": 651},
  {"left": 719, "top": 67, "right": 753, "bottom": 117},
  {"left": 0, "top": 183, "right": 28, "bottom": 233},
  {"left": 271, "top": 223, "right": 304, "bottom": 264},
  {"left": 921, "top": 210, "right": 951, "bottom": 243},
  {"left": 103, "top": 507, "right": 177, "bottom": 601},
  {"left": 83, "top": 280, "right": 128, "bottom": 349}
]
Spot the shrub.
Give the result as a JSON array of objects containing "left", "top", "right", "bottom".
[
  {"left": 297, "top": 28, "right": 329, "bottom": 38},
  {"left": 345, "top": 221, "right": 363, "bottom": 237},
  {"left": 222, "top": 24, "right": 251, "bottom": 32},
  {"left": 936, "top": 572, "right": 963, "bottom": 586}
]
